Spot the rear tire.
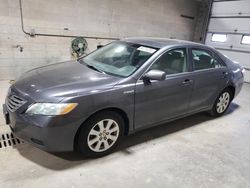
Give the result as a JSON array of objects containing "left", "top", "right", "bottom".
[
  {"left": 77, "top": 111, "right": 124, "bottom": 158},
  {"left": 209, "top": 88, "right": 233, "bottom": 117}
]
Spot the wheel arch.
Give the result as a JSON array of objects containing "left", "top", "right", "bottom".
[
  {"left": 73, "top": 107, "right": 130, "bottom": 150},
  {"left": 226, "top": 85, "right": 235, "bottom": 100}
]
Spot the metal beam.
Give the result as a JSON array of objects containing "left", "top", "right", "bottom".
[{"left": 202, "top": 0, "right": 214, "bottom": 44}]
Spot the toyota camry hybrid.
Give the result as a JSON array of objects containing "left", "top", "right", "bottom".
[{"left": 3, "top": 38, "right": 244, "bottom": 157}]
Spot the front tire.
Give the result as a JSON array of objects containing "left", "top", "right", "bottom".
[
  {"left": 77, "top": 111, "right": 124, "bottom": 158},
  {"left": 210, "top": 88, "right": 232, "bottom": 117}
]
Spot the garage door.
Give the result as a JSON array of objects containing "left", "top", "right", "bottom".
[{"left": 205, "top": 0, "right": 250, "bottom": 83}]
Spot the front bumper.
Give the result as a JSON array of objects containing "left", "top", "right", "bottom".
[{"left": 2, "top": 103, "right": 83, "bottom": 152}]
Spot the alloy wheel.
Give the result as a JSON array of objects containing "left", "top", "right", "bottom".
[
  {"left": 216, "top": 92, "right": 230, "bottom": 114},
  {"left": 87, "top": 119, "right": 120, "bottom": 152}
]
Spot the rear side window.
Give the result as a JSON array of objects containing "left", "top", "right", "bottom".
[
  {"left": 191, "top": 49, "right": 226, "bottom": 71},
  {"left": 150, "top": 48, "right": 187, "bottom": 75}
]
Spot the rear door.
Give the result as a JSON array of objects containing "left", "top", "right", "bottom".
[{"left": 188, "top": 48, "right": 229, "bottom": 113}]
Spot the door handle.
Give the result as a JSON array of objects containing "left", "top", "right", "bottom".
[{"left": 182, "top": 79, "right": 193, "bottom": 85}]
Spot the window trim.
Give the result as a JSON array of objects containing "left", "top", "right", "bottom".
[
  {"left": 211, "top": 33, "right": 227, "bottom": 43},
  {"left": 190, "top": 47, "right": 227, "bottom": 72},
  {"left": 139, "top": 47, "right": 190, "bottom": 80},
  {"left": 241, "top": 35, "right": 250, "bottom": 45}
]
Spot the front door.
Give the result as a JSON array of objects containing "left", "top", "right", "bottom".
[{"left": 134, "top": 48, "right": 193, "bottom": 129}]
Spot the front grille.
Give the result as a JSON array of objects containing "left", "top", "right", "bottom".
[{"left": 6, "top": 95, "right": 27, "bottom": 112}]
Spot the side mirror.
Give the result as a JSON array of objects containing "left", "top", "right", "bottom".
[{"left": 143, "top": 69, "right": 166, "bottom": 81}]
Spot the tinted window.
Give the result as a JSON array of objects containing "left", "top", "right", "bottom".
[
  {"left": 192, "top": 49, "right": 225, "bottom": 71},
  {"left": 150, "top": 48, "right": 187, "bottom": 75}
]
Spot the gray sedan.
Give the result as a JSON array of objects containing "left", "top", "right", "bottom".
[{"left": 3, "top": 38, "right": 244, "bottom": 157}]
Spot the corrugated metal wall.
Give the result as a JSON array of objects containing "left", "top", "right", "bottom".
[{"left": 205, "top": 0, "right": 250, "bottom": 82}]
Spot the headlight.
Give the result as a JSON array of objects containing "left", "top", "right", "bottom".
[{"left": 26, "top": 103, "right": 78, "bottom": 115}]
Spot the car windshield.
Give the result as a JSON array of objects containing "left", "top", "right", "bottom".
[{"left": 80, "top": 42, "right": 158, "bottom": 77}]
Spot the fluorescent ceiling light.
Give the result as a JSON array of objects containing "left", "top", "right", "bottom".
[
  {"left": 241, "top": 35, "right": 250, "bottom": 45},
  {"left": 211, "top": 34, "right": 227, "bottom": 42}
]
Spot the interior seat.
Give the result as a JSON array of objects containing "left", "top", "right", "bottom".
[
  {"left": 195, "top": 54, "right": 213, "bottom": 70},
  {"left": 170, "top": 51, "right": 185, "bottom": 73}
]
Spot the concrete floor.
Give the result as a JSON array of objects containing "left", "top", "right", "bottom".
[{"left": 0, "top": 81, "right": 250, "bottom": 188}]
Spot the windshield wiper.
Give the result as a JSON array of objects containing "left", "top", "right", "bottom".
[{"left": 85, "top": 64, "right": 106, "bottom": 74}]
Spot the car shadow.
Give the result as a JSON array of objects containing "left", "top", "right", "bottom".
[
  {"left": 15, "top": 103, "right": 240, "bottom": 171},
  {"left": 118, "top": 102, "right": 240, "bottom": 154}
]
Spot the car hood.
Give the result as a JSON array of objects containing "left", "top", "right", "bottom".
[{"left": 12, "top": 61, "right": 122, "bottom": 102}]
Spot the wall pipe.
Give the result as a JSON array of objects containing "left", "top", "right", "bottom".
[{"left": 19, "top": 0, "right": 119, "bottom": 40}]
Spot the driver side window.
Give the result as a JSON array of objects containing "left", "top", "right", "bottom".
[{"left": 150, "top": 48, "right": 187, "bottom": 75}]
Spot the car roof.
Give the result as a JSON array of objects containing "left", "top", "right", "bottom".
[{"left": 122, "top": 37, "right": 206, "bottom": 49}]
